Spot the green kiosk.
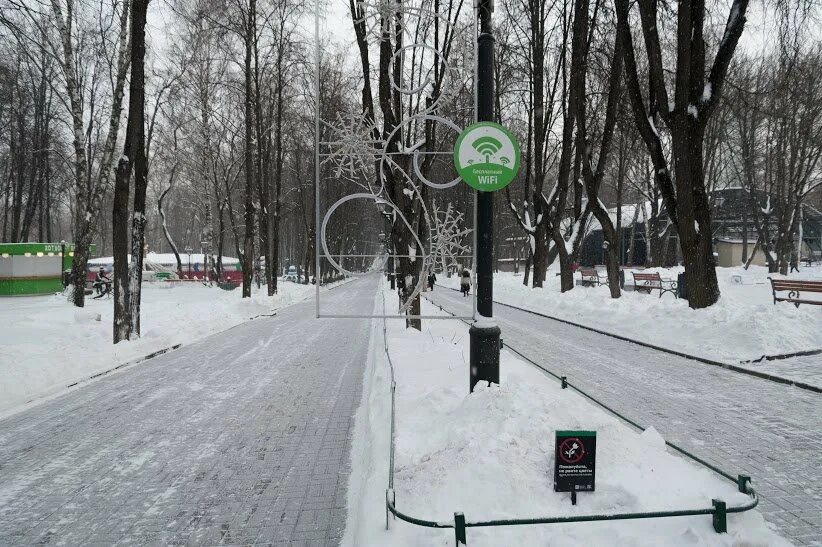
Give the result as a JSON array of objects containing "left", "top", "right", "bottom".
[{"left": 0, "top": 242, "right": 95, "bottom": 296}]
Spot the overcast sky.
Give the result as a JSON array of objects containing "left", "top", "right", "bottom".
[{"left": 142, "top": 0, "right": 811, "bottom": 89}]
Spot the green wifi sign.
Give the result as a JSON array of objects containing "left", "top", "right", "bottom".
[{"left": 454, "top": 122, "right": 520, "bottom": 192}]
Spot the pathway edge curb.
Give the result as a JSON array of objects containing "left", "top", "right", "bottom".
[{"left": 433, "top": 284, "right": 822, "bottom": 394}]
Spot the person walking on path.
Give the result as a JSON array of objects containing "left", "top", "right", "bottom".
[
  {"left": 428, "top": 271, "right": 437, "bottom": 291},
  {"left": 790, "top": 251, "right": 800, "bottom": 273},
  {"left": 460, "top": 269, "right": 471, "bottom": 297}
]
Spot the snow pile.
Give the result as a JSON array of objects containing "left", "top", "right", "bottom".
[
  {"left": 0, "top": 282, "right": 316, "bottom": 414},
  {"left": 441, "top": 265, "right": 822, "bottom": 362},
  {"left": 345, "top": 291, "right": 786, "bottom": 545},
  {"left": 640, "top": 426, "right": 667, "bottom": 450}
]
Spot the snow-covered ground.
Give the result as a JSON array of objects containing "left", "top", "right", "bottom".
[
  {"left": 344, "top": 287, "right": 787, "bottom": 546},
  {"left": 0, "top": 281, "right": 325, "bottom": 414},
  {"left": 441, "top": 265, "right": 822, "bottom": 365}
]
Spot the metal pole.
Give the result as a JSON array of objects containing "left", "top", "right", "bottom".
[
  {"left": 314, "top": 0, "right": 321, "bottom": 312},
  {"left": 469, "top": 0, "right": 501, "bottom": 392},
  {"left": 61, "top": 242, "right": 66, "bottom": 287}
]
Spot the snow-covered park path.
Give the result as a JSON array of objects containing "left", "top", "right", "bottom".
[
  {"left": 0, "top": 276, "right": 378, "bottom": 545},
  {"left": 427, "top": 287, "right": 822, "bottom": 546}
]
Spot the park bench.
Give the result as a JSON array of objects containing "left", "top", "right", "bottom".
[
  {"left": 631, "top": 271, "right": 677, "bottom": 298},
  {"left": 578, "top": 267, "right": 606, "bottom": 287},
  {"left": 218, "top": 281, "right": 239, "bottom": 291},
  {"left": 768, "top": 277, "right": 822, "bottom": 307}
]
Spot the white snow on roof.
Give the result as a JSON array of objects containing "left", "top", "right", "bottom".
[
  {"left": 586, "top": 200, "right": 662, "bottom": 232},
  {"left": 88, "top": 252, "right": 240, "bottom": 266}
]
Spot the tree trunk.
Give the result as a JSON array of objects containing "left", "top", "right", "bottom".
[
  {"left": 113, "top": 154, "right": 131, "bottom": 342},
  {"left": 252, "top": 24, "right": 270, "bottom": 296},
  {"left": 744, "top": 236, "right": 760, "bottom": 270},
  {"left": 557, "top": 246, "right": 573, "bottom": 292},
  {"left": 627, "top": 204, "right": 639, "bottom": 265},
  {"left": 672, "top": 123, "right": 720, "bottom": 307},
  {"left": 615, "top": 138, "right": 625, "bottom": 265},
  {"left": 741, "top": 207, "right": 749, "bottom": 264},
  {"left": 523, "top": 248, "right": 532, "bottom": 286},
  {"left": 158, "top": 165, "right": 182, "bottom": 277},
  {"left": 241, "top": 0, "right": 256, "bottom": 299},
  {"left": 50, "top": 0, "right": 90, "bottom": 307},
  {"left": 271, "top": 63, "right": 284, "bottom": 295},
  {"left": 217, "top": 208, "right": 225, "bottom": 280},
  {"left": 531, "top": 225, "right": 546, "bottom": 287},
  {"left": 127, "top": 0, "right": 150, "bottom": 337}
]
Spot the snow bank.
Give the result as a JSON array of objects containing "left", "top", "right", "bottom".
[
  {"left": 345, "top": 289, "right": 786, "bottom": 545},
  {"left": 442, "top": 265, "right": 822, "bottom": 363},
  {"left": 0, "top": 282, "right": 316, "bottom": 415}
]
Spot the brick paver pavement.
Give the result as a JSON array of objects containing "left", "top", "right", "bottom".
[
  {"left": 0, "top": 277, "right": 378, "bottom": 546},
  {"left": 737, "top": 354, "right": 822, "bottom": 391},
  {"left": 428, "top": 288, "right": 822, "bottom": 545}
]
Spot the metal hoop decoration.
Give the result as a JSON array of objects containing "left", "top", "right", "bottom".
[
  {"left": 320, "top": 193, "right": 426, "bottom": 278},
  {"left": 377, "top": 114, "right": 463, "bottom": 191},
  {"left": 315, "top": 0, "right": 475, "bottom": 319},
  {"left": 411, "top": 115, "right": 463, "bottom": 189}
]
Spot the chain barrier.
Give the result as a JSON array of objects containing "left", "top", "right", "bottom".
[{"left": 375, "top": 287, "right": 760, "bottom": 545}]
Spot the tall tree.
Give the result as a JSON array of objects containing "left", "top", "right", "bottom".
[
  {"left": 616, "top": 0, "right": 749, "bottom": 308},
  {"left": 127, "top": 0, "right": 150, "bottom": 335}
]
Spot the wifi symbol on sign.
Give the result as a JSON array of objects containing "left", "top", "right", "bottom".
[{"left": 472, "top": 136, "right": 502, "bottom": 163}]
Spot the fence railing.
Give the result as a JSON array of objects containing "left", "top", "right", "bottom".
[{"left": 377, "top": 289, "right": 760, "bottom": 545}]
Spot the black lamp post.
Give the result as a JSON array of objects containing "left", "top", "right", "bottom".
[
  {"left": 469, "top": 0, "right": 501, "bottom": 393},
  {"left": 200, "top": 240, "right": 210, "bottom": 283},
  {"left": 60, "top": 240, "right": 67, "bottom": 287},
  {"left": 184, "top": 246, "right": 193, "bottom": 279}
]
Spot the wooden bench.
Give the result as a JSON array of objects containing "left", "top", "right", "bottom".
[
  {"left": 632, "top": 272, "right": 677, "bottom": 298},
  {"left": 768, "top": 277, "right": 822, "bottom": 307},
  {"left": 578, "top": 267, "right": 606, "bottom": 287},
  {"left": 802, "top": 253, "right": 820, "bottom": 267}
]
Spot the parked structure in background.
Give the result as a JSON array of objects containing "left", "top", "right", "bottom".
[
  {"left": 0, "top": 243, "right": 96, "bottom": 296},
  {"left": 283, "top": 265, "right": 299, "bottom": 283},
  {"left": 88, "top": 253, "right": 243, "bottom": 283},
  {"left": 565, "top": 188, "right": 822, "bottom": 268},
  {"left": 496, "top": 235, "right": 529, "bottom": 273}
]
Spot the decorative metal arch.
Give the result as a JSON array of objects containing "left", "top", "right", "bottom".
[{"left": 314, "top": 0, "right": 478, "bottom": 319}]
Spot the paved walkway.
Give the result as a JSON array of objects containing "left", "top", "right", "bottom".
[
  {"left": 737, "top": 354, "right": 822, "bottom": 391},
  {"left": 0, "top": 277, "right": 377, "bottom": 546},
  {"left": 427, "top": 288, "right": 822, "bottom": 545}
]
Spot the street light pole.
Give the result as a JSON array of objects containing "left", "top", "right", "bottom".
[
  {"left": 184, "top": 246, "right": 193, "bottom": 279},
  {"left": 201, "top": 240, "right": 210, "bottom": 284},
  {"left": 469, "top": 0, "right": 501, "bottom": 392}
]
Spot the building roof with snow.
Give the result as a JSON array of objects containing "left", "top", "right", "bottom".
[{"left": 89, "top": 252, "right": 240, "bottom": 266}]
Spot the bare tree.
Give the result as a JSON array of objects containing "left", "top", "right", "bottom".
[
  {"left": 730, "top": 49, "right": 822, "bottom": 273},
  {"left": 615, "top": 0, "right": 749, "bottom": 308},
  {"left": 501, "top": 0, "right": 565, "bottom": 288}
]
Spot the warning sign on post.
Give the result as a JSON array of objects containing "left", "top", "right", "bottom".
[{"left": 554, "top": 430, "right": 596, "bottom": 492}]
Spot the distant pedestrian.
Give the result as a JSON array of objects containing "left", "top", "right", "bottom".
[
  {"left": 460, "top": 269, "right": 471, "bottom": 297},
  {"left": 790, "top": 252, "right": 800, "bottom": 274},
  {"left": 93, "top": 267, "right": 111, "bottom": 298},
  {"left": 428, "top": 271, "right": 437, "bottom": 290}
]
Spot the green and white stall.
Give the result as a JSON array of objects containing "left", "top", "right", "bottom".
[{"left": 0, "top": 242, "right": 95, "bottom": 296}]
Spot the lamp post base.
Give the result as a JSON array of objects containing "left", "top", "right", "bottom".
[{"left": 469, "top": 322, "right": 500, "bottom": 392}]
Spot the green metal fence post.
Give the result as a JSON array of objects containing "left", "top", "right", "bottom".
[
  {"left": 737, "top": 475, "right": 751, "bottom": 493},
  {"left": 561, "top": 376, "right": 568, "bottom": 389},
  {"left": 454, "top": 512, "right": 467, "bottom": 545},
  {"left": 712, "top": 499, "right": 727, "bottom": 533}
]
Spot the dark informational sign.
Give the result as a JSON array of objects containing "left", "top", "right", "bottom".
[{"left": 554, "top": 430, "right": 596, "bottom": 493}]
